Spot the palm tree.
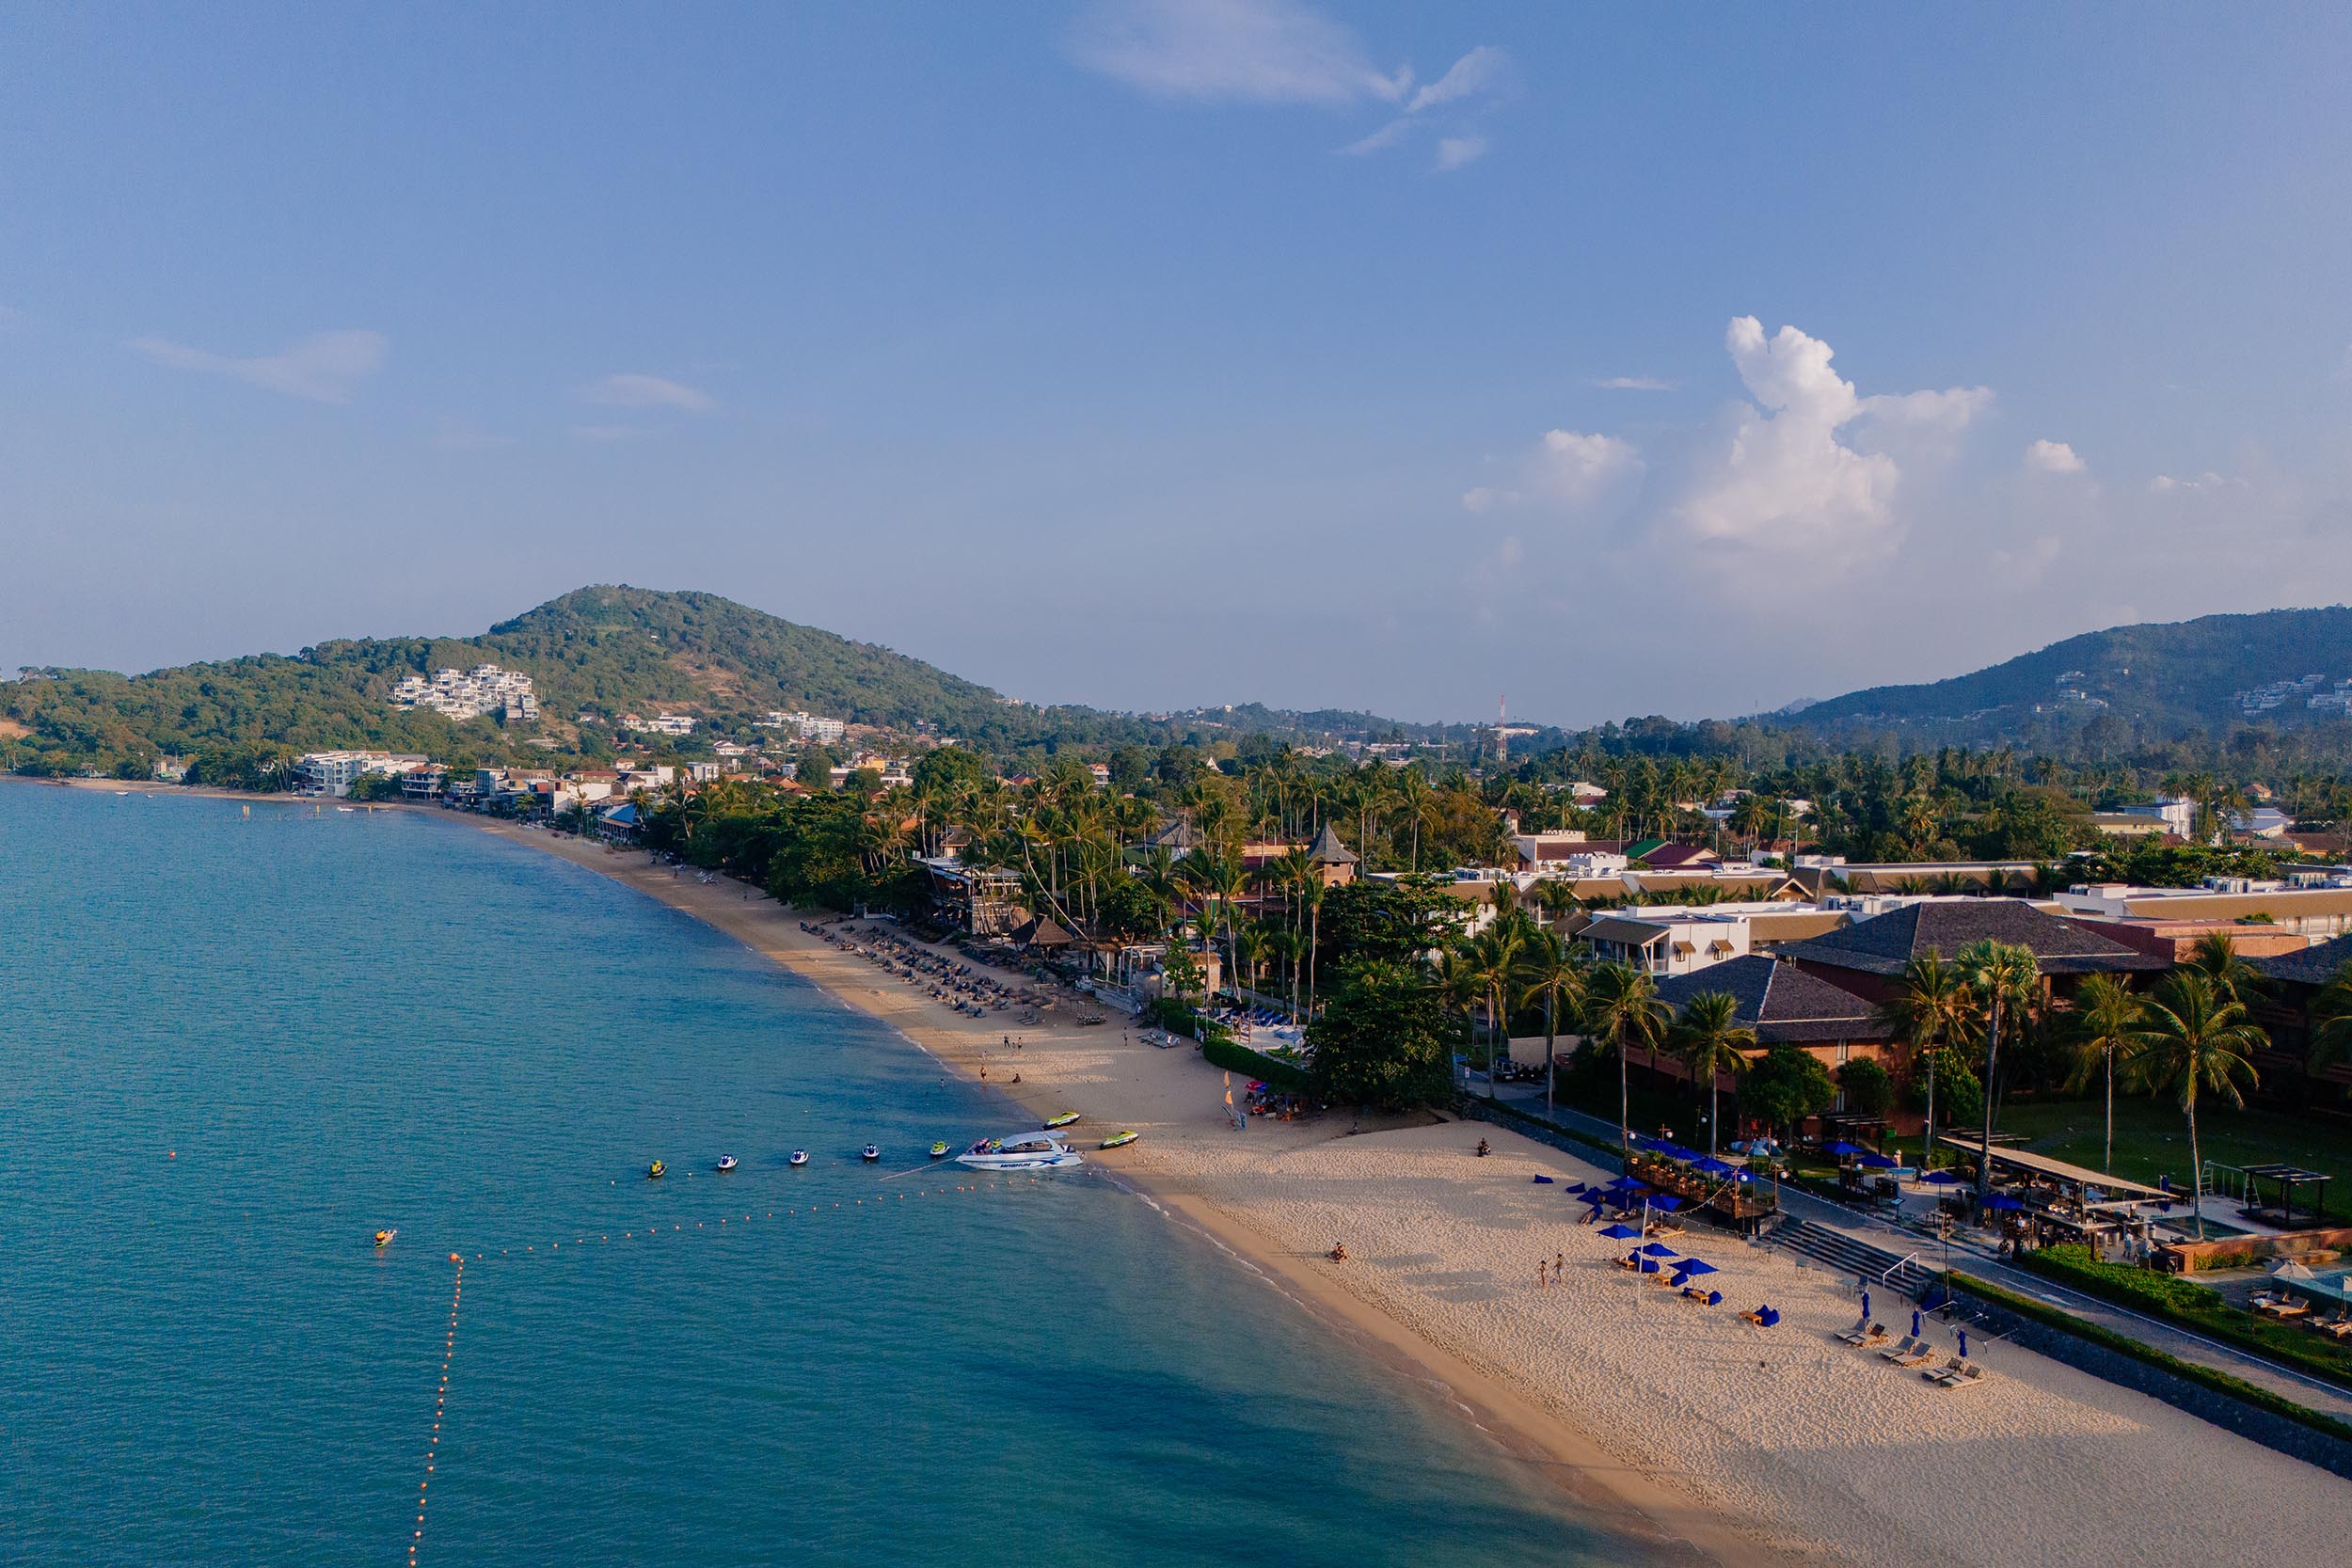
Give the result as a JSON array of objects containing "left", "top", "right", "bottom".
[
  {"left": 2306, "top": 959, "right": 2352, "bottom": 1092},
  {"left": 1515, "top": 930, "right": 1584, "bottom": 1119},
  {"left": 1296, "top": 875, "right": 1327, "bottom": 1020},
  {"left": 1465, "top": 924, "right": 1528, "bottom": 1097},
  {"left": 1582, "top": 961, "right": 1670, "bottom": 1157},
  {"left": 2062, "top": 974, "right": 2145, "bottom": 1175},
  {"left": 2124, "top": 972, "right": 2265, "bottom": 1241},
  {"left": 1873, "top": 954, "right": 1974, "bottom": 1172},
  {"left": 1955, "top": 938, "right": 2039, "bottom": 1206},
  {"left": 1669, "top": 990, "right": 1755, "bottom": 1159},
  {"left": 2185, "top": 930, "right": 2265, "bottom": 1007}
]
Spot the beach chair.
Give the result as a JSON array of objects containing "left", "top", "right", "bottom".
[
  {"left": 1835, "top": 1322, "right": 1885, "bottom": 1347},
  {"left": 1935, "top": 1364, "right": 1988, "bottom": 1389},
  {"left": 1680, "top": 1287, "right": 1722, "bottom": 1306},
  {"left": 2312, "top": 1316, "right": 2352, "bottom": 1339},
  {"left": 1920, "top": 1356, "right": 1967, "bottom": 1384},
  {"left": 1876, "top": 1335, "right": 1921, "bottom": 1362},
  {"left": 1740, "top": 1307, "right": 1781, "bottom": 1328},
  {"left": 1886, "top": 1339, "right": 1940, "bottom": 1368}
]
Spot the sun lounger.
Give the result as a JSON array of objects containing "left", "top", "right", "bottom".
[
  {"left": 1920, "top": 1356, "right": 1967, "bottom": 1384},
  {"left": 1877, "top": 1335, "right": 1922, "bottom": 1361},
  {"left": 1836, "top": 1323, "right": 1887, "bottom": 1346},
  {"left": 1930, "top": 1362, "right": 1985, "bottom": 1389},
  {"left": 1887, "top": 1340, "right": 1940, "bottom": 1368},
  {"left": 2312, "top": 1317, "right": 2352, "bottom": 1339}
]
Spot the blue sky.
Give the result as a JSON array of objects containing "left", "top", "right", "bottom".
[{"left": 5, "top": 2, "right": 2350, "bottom": 725}]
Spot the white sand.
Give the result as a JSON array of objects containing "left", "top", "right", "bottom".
[{"left": 475, "top": 826, "right": 2352, "bottom": 1568}]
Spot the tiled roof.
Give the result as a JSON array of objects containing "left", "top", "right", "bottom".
[
  {"left": 1769, "top": 899, "right": 2165, "bottom": 977},
  {"left": 1656, "top": 956, "right": 1881, "bottom": 1044},
  {"left": 2252, "top": 932, "right": 2352, "bottom": 989}
]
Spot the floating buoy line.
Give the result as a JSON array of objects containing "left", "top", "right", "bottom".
[{"left": 400, "top": 1177, "right": 1039, "bottom": 1562}]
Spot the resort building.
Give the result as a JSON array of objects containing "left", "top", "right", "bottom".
[
  {"left": 757, "top": 710, "right": 848, "bottom": 742},
  {"left": 1581, "top": 911, "right": 1756, "bottom": 977},
  {"left": 1769, "top": 897, "right": 2166, "bottom": 1003},
  {"left": 1653, "top": 953, "right": 1891, "bottom": 1084},
  {"left": 2053, "top": 877, "right": 2352, "bottom": 940},
  {"left": 389, "top": 664, "right": 538, "bottom": 722},
  {"left": 294, "top": 751, "right": 430, "bottom": 797}
]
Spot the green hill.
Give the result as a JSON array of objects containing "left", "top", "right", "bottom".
[
  {"left": 1785, "top": 607, "right": 2352, "bottom": 742},
  {"left": 0, "top": 585, "right": 1428, "bottom": 774}
]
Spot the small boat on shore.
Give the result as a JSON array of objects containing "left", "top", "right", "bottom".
[
  {"left": 374, "top": 1227, "right": 397, "bottom": 1248},
  {"left": 789, "top": 1149, "right": 809, "bottom": 1167},
  {"left": 929, "top": 1141, "right": 949, "bottom": 1159},
  {"left": 716, "top": 1155, "right": 738, "bottom": 1173},
  {"left": 1099, "top": 1131, "right": 1139, "bottom": 1149},
  {"left": 647, "top": 1160, "right": 666, "bottom": 1180},
  {"left": 861, "top": 1144, "right": 881, "bottom": 1162},
  {"left": 1042, "top": 1112, "right": 1081, "bottom": 1130}
]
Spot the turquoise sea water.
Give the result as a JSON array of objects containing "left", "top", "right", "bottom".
[{"left": 0, "top": 784, "right": 1636, "bottom": 1565}]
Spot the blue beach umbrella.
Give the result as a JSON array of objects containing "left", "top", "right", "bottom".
[
  {"left": 1912, "top": 1307, "right": 1923, "bottom": 1338},
  {"left": 1581, "top": 1190, "right": 1608, "bottom": 1207},
  {"left": 1861, "top": 1152, "right": 1898, "bottom": 1169},
  {"left": 1639, "top": 1241, "right": 1678, "bottom": 1258},
  {"left": 1983, "top": 1193, "right": 2025, "bottom": 1212},
  {"left": 1823, "top": 1140, "right": 1866, "bottom": 1158},
  {"left": 1923, "top": 1170, "right": 1962, "bottom": 1186},
  {"left": 1672, "top": 1258, "right": 1718, "bottom": 1276},
  {"left": 1692, "top": 1156, "right": 1735, "bottom": 1176},
  {"left": 1598, "top": 1223, "right": 1642, "bottom": 1240},
  {"left": 1648, "top": 1194, "right": 1682, "bottom": 1212}
]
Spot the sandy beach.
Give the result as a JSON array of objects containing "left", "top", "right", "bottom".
[{"left": 405, "top": 816, "right": 2352, "bottom": 1564}]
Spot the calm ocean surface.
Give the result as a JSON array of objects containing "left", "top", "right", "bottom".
[{"left": 0, "top": 784, "right": 1635, "bottom": 1566}]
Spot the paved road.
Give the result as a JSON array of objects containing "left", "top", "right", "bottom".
[{"left": 1480, "top": 1083, "right": 2352, "bottom": 1424}]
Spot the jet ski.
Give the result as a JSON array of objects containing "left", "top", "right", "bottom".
[
  {"left": 373, "top": 1227, "right": 397, "bottom": 1248},
  {"left": 929, "top": 1141, "right": 950, "bottom": 1159},
  {"left": 1099, "top": 1131, "right": 1140, "bottom": 1149},
  {"left": 647, "top": 1160, "right": 666, "bottom": 1180},
  {"left": 1042, "top": 1112, "right": 1081, "bottom": 1130}
]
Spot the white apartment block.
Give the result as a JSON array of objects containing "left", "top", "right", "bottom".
[
  {"left": 620, "top": 713, "right": 697, "bottom": 736},
  {"left": 756, "top": 710, "right": 848, "bottom": 743},
  {"left": 294, "top": 751, "right": 429, "bottom": 797},
  {"left": 389, "top": 665, "right": 539, "bottom": 722}
]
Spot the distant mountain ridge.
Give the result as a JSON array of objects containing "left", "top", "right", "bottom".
[
  {"left": 1784, "top": 606, "right": 2352, "bottom": 739},
  {"left": 0, "top": 585, "right": 1438, "bottom": 767}
]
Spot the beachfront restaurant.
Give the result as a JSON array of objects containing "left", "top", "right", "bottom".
[{"left": 1935, "top": 1136, "right": 2179, "bottom": 1255}]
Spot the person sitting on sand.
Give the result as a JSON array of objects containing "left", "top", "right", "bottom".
[
  {"left": 1329, "top": 1243, "right": 1347, "bottom": 1262},
  {"left": 1475, "top": 1138, "right": 1492, "bottom": 1158}
]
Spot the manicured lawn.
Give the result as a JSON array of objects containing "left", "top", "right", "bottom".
[{"left": 1988, "top": 1097, "right": 2352, "bottom": 1210}]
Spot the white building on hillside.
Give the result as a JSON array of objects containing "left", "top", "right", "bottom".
[
  {"left": 389, "top": 665, "right": 538, "bottom": 722},
  {"left": 294, "top": 751, "right": 429, "bottom": 797}
]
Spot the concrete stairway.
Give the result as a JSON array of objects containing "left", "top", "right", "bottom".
[{"left": 1767, "top": 1216, "right": 1942, "bottom": 1298}]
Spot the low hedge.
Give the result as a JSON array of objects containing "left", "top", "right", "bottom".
[
  {"left": 1202, "top": 1037, "right": 1312, "bottom": 1095},
  {"left": 2019, "top": 1244, "right": 2352, "bottom": 1393},
  {"left": 1947, "top": 1270, "right": 2352, "bottom": 1447}
]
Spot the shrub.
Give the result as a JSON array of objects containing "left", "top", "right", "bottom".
[
  {"left": 2020, "top": 1244, "right": 2352, "bottom": 1392},
  {"left": 1203, "top": 1037, "right": 1311, "bottom": 1095}
]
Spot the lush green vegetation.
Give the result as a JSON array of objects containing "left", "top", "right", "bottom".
[
  {"left": 1202, "top": 1037, "right": 1312, "bottom": 1095},
  {"left": 1992, "top": 1098, "right": 2352, "bottom": 1201},
  {"left": 2017, "top": 1245, "right": 2352, "bottom": 1392},
  {"left": 1947, "top": 1271, "right": 2352, "bottom": 1445}
]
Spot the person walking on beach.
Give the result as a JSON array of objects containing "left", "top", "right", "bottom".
[
  {"left": 1537, "top": 1259, "right": 1549, "bottom": 1289},
  {"left": 1555, "top": 1250, "right": 1565, "bottom": 1275}
]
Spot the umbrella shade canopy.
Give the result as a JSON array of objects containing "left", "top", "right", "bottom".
[
  {"left": 1861, "top": 1152, "right": 1898, "bottom": 1169},
  {"left": 1606, "top": 1177, "right": 1648, "bottom": 1191},
  {"left": 1982, "top": 1193, "right": 2026, "bottom": 1212},
  {"left": 1692, "top": 1157, "right": 1736, "bottom": 1176},
  {"left": 2270, "top": 1259, "right": 2318, "bottom": 1281},
  {"left": 1598, "top": 1223, "right": 1642, "bottom": 1239},
  {"left": 1922, "top": 1170, "right": 1963, "bottom": 1186},
  {"left": 1823, "top": 1140, "right": 1867, "bottom": 1157},
  {"left": 1639, "top": 1241, "right": 1678, "bottom": 1257},
  {"left": 1648, "top": 1195, "right": 1683, "bottom": 1212},
  {"left": 1671, "top": 1259, "right": 1718, "bottom": 1276},
  {"left": 1581, "top": 1191, "right": 1608, "bottom": 1207}
]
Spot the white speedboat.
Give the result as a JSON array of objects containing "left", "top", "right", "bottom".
[
  {"left": 956, "top": 1132, "right": 1085, "bottom": 1172},
  {"left": 789, "top": 1149, "right": 810, "bottom": 1167}
]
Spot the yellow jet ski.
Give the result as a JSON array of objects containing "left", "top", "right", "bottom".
[
  {"left": 1042, "top": 1112, "right": 1081, "bottom": 1130},
  {"left": 647, "top": 1160, "right": 666, "bottom": 1180},
  {"left": 1099, "top": 1131, "right": 1139, "bottom": 1149}
]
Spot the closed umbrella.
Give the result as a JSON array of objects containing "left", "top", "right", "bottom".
[{"left": 1911, "top": 1307, "right": 1923, "bottom": 1338}]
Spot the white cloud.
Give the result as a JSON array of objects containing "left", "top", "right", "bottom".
[
  {"left": 569, "top": 424, "right": 653, "bottom": 444},
  {"left": 2024, "top": 438, "right": 2085, "bottom": 474},
  {"left": 127, "top": 328, "right": 388, "bottom": 404},
  {"left": 1434, "top": 135, "right": 1488, "bottom": 171},
  {"left": 1406, "top": 44, "right": 1511, "bottom": 113},
  {"left": 1466, "top": 429, "right": 1642, "bottom": 514},
  {"left": 576, "top": 372, "right": 715, "bottom": 412},
  {"left": 2150, "top": 470, "right": 2230, "bottom": 493},
  {"left": 1068, "top": 0, "right": 1406, "bottom": 105},
  {"left": 1861, "top": 385, "right": 1994, "bottom": 436},
  {"left": 1663, "top": 318, "right": 1902, "bottom": 560},
  {"left": 1593, "top": 375, "right": 1675, "bottom": 391},
  {"left": 1073, "top": 3, "right": 1507, "bottom": 165}
]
